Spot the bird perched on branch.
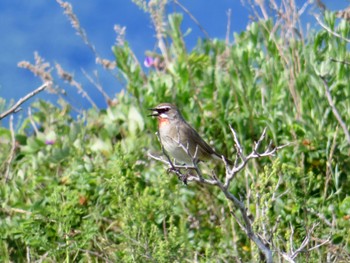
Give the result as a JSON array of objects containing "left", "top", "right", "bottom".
[{"left": 149, "top": 103, "right": 233, "bottom": 166}]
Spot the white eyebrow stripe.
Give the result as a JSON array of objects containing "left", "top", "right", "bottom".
[{"left": 157, "top": 106, "right": 171, "bottom": 110}]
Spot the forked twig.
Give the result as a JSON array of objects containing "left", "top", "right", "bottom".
[{"left": 224, "top": 126, "right": 290, "bottom": 188}]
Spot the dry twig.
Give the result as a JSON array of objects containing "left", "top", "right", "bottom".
[
  {"left": 319, "top": 75, "right": 350, "bottom": 145},
  {"left": 81, "top": 69, "right": 113, "bottom": 106},
  {"left": 27, "top": 107, "right": 39, "bottom": 135},
  {"left": 3, "top": 115, "right": 16, "bottom": 181},
  {"left": 173, "top": 0, "right": 210, "bottom": 40},
  {"left": 55, "top": 63, "right": 98, "bottom": 109},
  {"left": 0, "top": 82, "right": 50, "bottom": 120},
  {"left": 314, "top": 15, "right": 350, "bottom": 43}
]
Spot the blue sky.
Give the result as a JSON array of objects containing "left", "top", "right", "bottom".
[{"left": 0, "top": 0, "right": 347, "bottom": 113}]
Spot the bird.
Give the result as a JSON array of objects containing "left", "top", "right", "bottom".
[{"left": 149, "top": 103, "right": 233, "bottom": 166}]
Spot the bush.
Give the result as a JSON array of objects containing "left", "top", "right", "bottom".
[{"left": 1, "top": 1, "right": 349, "bottom": 262}]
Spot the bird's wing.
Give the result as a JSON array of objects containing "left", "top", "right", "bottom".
[
  {"left": 184, "top": 121, "right": 233, "bottom": 165},
  {"left": 184, "top": 122, "right": 220, "bottom": 157}
]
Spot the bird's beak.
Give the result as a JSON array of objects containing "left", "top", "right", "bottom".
[{"left": 148, "top": 108, "right": 159, "bottom": 117}]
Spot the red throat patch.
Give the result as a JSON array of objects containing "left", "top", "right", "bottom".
[{"left": 158, "top": 117, "right": 170, "bottom": 128}]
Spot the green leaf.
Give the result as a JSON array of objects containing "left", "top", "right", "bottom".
[{"left": 340, "top": 196, "right": 350, "bottom": 215}]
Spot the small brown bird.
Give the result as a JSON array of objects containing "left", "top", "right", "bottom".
[{"left": 149, "top": 103, "right": 233, "bottom": 166}]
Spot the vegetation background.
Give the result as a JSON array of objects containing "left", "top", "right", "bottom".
[{"left": 1, "top": 0, "right": 349, "bottom": 262}]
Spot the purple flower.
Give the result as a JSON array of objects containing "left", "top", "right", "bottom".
[
  {"left": 144, "top": 56, "right": 154, "bottom": 68},
  {"left": 45, "top": 140, "right": 55, "bottom": 145}
]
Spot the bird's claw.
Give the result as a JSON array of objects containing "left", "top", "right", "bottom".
[
  {"left": 167, "top": 166, "right": 180, "bottom": 174},
  {"left": 178, "top": 173, "right": 188, "bottom": 185},
  {"left": 167, "top": 167, "right": 188, "bottom": 185}
]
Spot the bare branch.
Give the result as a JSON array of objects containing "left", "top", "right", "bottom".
[
  {"left": 148, "top": 152, "right": 193, "bottom": 169},
  {"left": 3, "top": 115, "right": 16, "bottom": 181},
  {"left": 308, "top": 237, "right": 331, "bottom": 251},
  {"left": 279, "top": 252, "right": 295, "bottom": 263},
  {"left": 26, "top": 246, "right": 31, "bottom": 263},
  {"left": 305, "top": 207, "right": 332, "bottom": 227},
  {"left": 186, "top": 175, "right": 219, "bottom": 186},
  {"left": 147, "top": 152, "right": 218, "bottom": 186},
  {"left": 291, "top": 223, "right": 319, "bottom": 259},
  {"left": 0, "top": 206, "right": 32, "bottom": 215},
  {"left": 218, "top": 180, "right": 273, "bottom": 263},
  {"left": 81, "top": 69, "right": 112, "bottom": 106},
  {"left": 319, "top": 75, "right": 350, "bottom": 145},
  {"left": 224, "top": 126, "right": 290, "bottom": 188},
  {"left": 0, "top": 82, "right": 50, "bottom": 120},
  {"left": 229, "top": 124, "right": 244, "bottom": 159},
  {"left": 27, "top": 107, "right": 39, "bottom": 135},
  {"left": 173, "top": 0, "right": 210, "bottom": 40},
  {"left": 330, "top": 57, "right": 350, "bottom": 66},
  {"left": 55, "top": 63, "right": 98, "bottom": 109},
  {"left": 314, "top": 15, "right": 350, "bottom": 43}
]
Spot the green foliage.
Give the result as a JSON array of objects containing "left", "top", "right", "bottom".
[{"left": 1, "top": 3, "right": 350, "bottom": 262}]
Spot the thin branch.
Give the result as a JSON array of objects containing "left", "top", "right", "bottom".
[
  {"left": 308, "top": 237, "right": 331, "bottom": 251},
  {"left": 0, "top": 82, "right": 49, "bottom": 120},
  {"left": 0, "top": 206, "right": 33, "bottom": 215},
  {"left": 314, "top": 15, "right": 350, "bottom": 43},
  {"left": 289, "top": 222, "right": 295, "bottom": 255},
  {"left": 305, "top": 207, "right": 332, "bottom": 227},
  {"left": 291, "top": 223, "right": 319, "bottom": 259},
  {"left": 37, "top": 252, "right": 49, "bottom": 263},
  {"left": 81, "top": 69, "right": 112, "bottom": 106},
  {"left": 330, "top": 58, "right": 350, "bottom": 66},
  {"left": 147, "top": 152, "right": 218, "bottom": 185},
  {"left": 320, "top": 75, "right": 350, "bottom": 145},
  {"left": 279, "top": 252, "right": 295, "bottom": 263},
  {"left": 298, "top": 0, "right": 313, "bottom": 17},
  {"left": 55, "top": 63, "right": 98, "bottom": 109},
  {"left": 4, "top": 115, "right": 16, "bottom": 181},
  {"left": 27, "top": 107, "right": 39, "bottom": 135},
  {"left": 26, "top": 246, "right": 31, "bottom": 263},
  {"left": 219, "top": 181, "right": 273, "bottom": 263},
  {"left": 224, "top": 126, "right": 290, "bottom": 188},
  {"left": 148, "top": 152, "right": 191, "bottom": 168},
  {"left": 324, "top": 125, "right": 338, "bottom": 197},
  {"left": 173, "top": 0, "right": 210, "bottom": 40}
]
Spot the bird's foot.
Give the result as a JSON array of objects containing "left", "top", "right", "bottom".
[
  {"left": 167, "top": 167, "right": 188, "bottom": 185},
  {"left": 178, "top": 173, "right": 188, "bottom": 185},
  {"left": 167, "top": 166, "right": 180, "bottom": 174}
]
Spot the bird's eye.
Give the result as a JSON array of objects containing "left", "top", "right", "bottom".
[{"left": 158, "top": 107, "right": 170, "bottom": 113}]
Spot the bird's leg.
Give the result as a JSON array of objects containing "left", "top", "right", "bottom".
[{"left": 166, "top": 166, "right": 187, "bottom": 185}]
